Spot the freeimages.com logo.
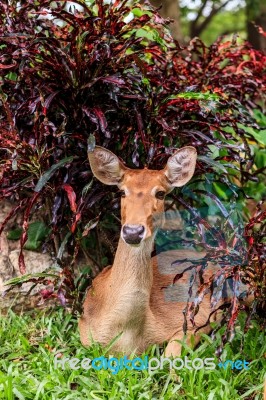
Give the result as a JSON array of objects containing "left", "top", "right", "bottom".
[{"left": 54, "top": 354, "right": 249, "bottom": 375}]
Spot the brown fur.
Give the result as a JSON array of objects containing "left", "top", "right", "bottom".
[{"left": 79, "top": 147, "right": 228, "bottom": 356}]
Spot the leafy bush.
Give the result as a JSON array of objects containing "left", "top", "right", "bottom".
[{"left": 0, "top": 1, "right": 265, "bottom": 338}]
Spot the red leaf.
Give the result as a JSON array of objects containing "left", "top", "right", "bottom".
[
  {"left": 257, "top": 25, "right": 266, "bottom": 37},
  {"left": 18, "top": 251, "right": 26, "bottom": 274},
  {"left": 40, "top": 289, "right": 54, "bottom": 299},
  {"left": 0, "top": 62, "right": 16, "bottom": 69},
  {"left": 62, "top": 184, "right": 77, "bottom": 213},
  {"left": 248, "top": 237, "right": 254, "bottom": 246},
  {"left": 92, "top": 107, "right": 110, "bottom": 138},
  {"left": 43, "top": 91, "right": 60, "bottom": 115},
  {"left": 71, "top": 212, "right": 81, "bottom": 233}
]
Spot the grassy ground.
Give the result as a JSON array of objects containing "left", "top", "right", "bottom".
[{"left": 0, "top": 308, "right": 265, "bottom": 400}]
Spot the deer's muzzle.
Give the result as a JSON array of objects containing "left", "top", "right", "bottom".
[{"left": 122, "top": 224, "right": 145, "bottom": 245}]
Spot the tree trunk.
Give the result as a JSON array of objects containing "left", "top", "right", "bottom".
[
  {"left": 246, "top": 0, "right": 266, "bottom": 51},
  {"left": 147, "top": 0, "right": 183, "bottom": 42}
]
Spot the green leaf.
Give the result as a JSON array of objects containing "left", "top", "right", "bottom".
[
  {"left": 5, "top": 272, "right": 59, "bottom": 286},
  {"left": 238, "top": 123, "right": 266, "bottom": 145},
  {"left": 132, "top": 8, "right": 149, "bottom": 17},
  {"left": 7, "top": 222, "right": 50, "bottom": 250},
  {"left": 135, "top": 27, "right": 154, "bottom": 41},
  {"left": 254, "top": 150, "right": 266, "bottom": 169},
  {"left": 213, "top": 182, "right": 229, "bottom": 201},
  {"left": 163, "top": 92, "right": 220, "bottom": 103},
  {"left": 24, "top": 221, "right": 51, "bottom": 251},
  {"left": 253, "top": 108, "right": 266, "bottom": 127},
  {"left": 7, "top": 228, "right": 23, "bottom": 240},
  {"left": 239, "top": 382, "right": 264, "bottom": 398},
  {"left": 34, "top": 156, "right": 73, "bottom": 192},
  {"left": 12, "top": 388, "right": 25, "bottom": 400}
]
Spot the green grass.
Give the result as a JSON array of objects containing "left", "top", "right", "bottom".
[{"left": 0, "top": 309, "right": 265, "bottom": 399}]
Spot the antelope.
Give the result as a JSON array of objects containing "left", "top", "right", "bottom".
[{"left": 79, "top": 146, "right": 227, "bottom": 356}]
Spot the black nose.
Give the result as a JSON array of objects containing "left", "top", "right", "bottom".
[{"left": 122, "top": 224, "right": 145, "bottom": 244}]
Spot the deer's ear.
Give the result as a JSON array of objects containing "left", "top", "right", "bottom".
[
  {"left": 164, "top": 146, "right": 197, "bottom": 187},
  {"left": 88, "top": 146, "right": 127, "bottom": 186}
]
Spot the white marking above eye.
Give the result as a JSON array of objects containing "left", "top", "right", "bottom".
[
  {"left": 123, "top": 187, "right": 130, "bottom": 196},
  {"left": 151, "top": 186, "right": 161, "bottom": 196}
]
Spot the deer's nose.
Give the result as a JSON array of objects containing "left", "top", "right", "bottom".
[{"left": 122, "top": 224, "right": 145, "bottom": 245}]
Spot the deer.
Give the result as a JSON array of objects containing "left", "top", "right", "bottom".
[{"left": 78, "top": 145, "right": 234, "bottom": 356}]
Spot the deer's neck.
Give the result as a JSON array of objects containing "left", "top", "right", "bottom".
[
  {"left": 109, "top": 237, "right": 154, "bottom": 295},
  {"left": 97, "top": 238, "right": 155, "bottom": 347}
]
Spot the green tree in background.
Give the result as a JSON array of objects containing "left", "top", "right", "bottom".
[
  {"left": 181, "top": 0, "right": 245, "bottom": 43},
  {"left": 145, "top": 0, "right": 266, "bottom": 49}
]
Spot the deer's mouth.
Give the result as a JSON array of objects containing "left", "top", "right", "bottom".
[{"left": 123, "top": 237, "right": 143, "bottom": 245}]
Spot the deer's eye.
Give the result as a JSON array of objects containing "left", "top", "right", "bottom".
[
  {"left": 120, "top": 190, "right": 126, "bottom": 198},
  {"left": 155, "top": 191, "right": 166, "bottom": 200}
]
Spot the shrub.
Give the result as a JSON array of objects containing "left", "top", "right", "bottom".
[{"left": 0, "top": 1, "right": 265, "bottom": 339}]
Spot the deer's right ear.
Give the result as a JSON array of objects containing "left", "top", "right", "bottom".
[{"left": 88, "top": 146, "right": 127, "bottom": 186}]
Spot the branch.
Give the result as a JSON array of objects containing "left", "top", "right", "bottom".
[
  {"left": 191, "top": 0, "right": 232, "bottom": 38},
  {"left": 192, "top": 0, "right": 209, "bottom": 26}
]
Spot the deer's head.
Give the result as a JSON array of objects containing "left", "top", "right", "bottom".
[{"left": 88, "top": 146, "right": 197, "bottom": 246}]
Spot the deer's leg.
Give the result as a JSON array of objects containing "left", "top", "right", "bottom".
[
  {"left": 164, "top": 333, "right": 193, "bottom": 357},
  {"left": 164, "top": 304, "right": 226, "bottom": 357},
  {"left": 164, "top": 326, "right": 213, "bottom": 357},
  {"left": 78, "top": 315, "right": 92, "bottom": 347}
]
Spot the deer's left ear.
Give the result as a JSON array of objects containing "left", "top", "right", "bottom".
[{"left": 164, "top": 146, "right": 197, "bottom": 187}]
